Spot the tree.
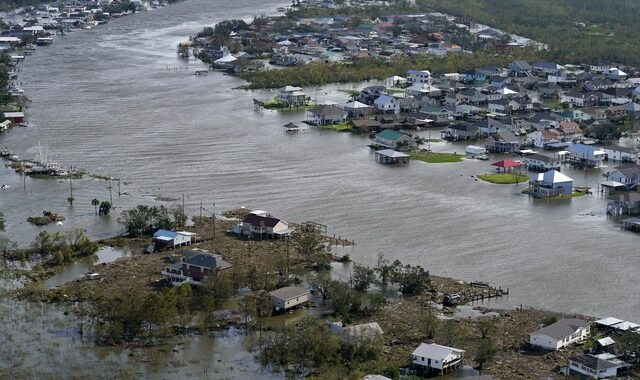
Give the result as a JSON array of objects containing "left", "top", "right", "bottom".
[
  {"left": 542, "top": 315, "right": 558, "bottom": 326},
  {"left": 439, "top": 320, "right": 461, "bottom": 347},
  {"left": 393, "top": 262, "right": 431, "bottom": 295},
  {"left": 99, "top": 201, "right": 112, "bottom": 215},
  {"left": 352, "top": 263, "right": 375, "bottom": 291},
  {"left": 421, "top": 315, "right": 440, "bottom": 340},
  {"left": 295, "top": 231, "right": 324, "bottom": 256},
  {"left": 91, "top": 199, "right": 100, "bottom": 216},
  {"left": 478, "top": 318, "right": 495, "bottom": 339},
  {"left": 475, "top": 338, "right": 497, "bottom": 371}
]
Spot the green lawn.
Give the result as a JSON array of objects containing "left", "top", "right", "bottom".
[
  {"left": 477, "top": 173, "right": 529, "bottom": 184},
  {"left": 318, "top": 123, "right": 352, "bottom": 132},
  {"left": 521, "top": 188, "right": 590, "bottom": 200},
  {"left": 410, "top": 151, "right": 463, "bottom": 163}
]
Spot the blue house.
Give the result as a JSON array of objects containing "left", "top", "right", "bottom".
[{"left": 153, "top": 229, "right": 195, "bottom": 250}]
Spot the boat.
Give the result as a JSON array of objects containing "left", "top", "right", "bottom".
[
  {"left": 0, "top": 184, "right": 10, "bottom": 190},
  {"left": 470, "top": 281, "right": 492, "bottom": 289},
  {"left": 0, "top": 149, "right": 11, "bottom": 157},
  {"left": 443, "top": 293, "right": 461, "bottom": 307}
]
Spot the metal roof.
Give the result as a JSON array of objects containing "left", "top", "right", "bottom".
[
  {"left": 530, "top": 318, "right": 589, "bottom": 340},
  {"left": 269, "top": 286, "right": 309, "bottom": 301},
  {"left": 412, "top": 343, "right": 465, "bottom": 360}
]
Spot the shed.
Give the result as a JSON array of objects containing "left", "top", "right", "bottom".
[{"left": 269, "top": 286, "right": 309, "bottom": 311}]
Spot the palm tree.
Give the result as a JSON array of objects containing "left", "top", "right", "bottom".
[{"left": 91, "top": 198, "right": 100, "bottom": 216}]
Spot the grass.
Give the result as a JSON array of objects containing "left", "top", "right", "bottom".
[
  {"left": 409, "top": 150, "right": 463, "bottom": 163},
  {"left": 477, "top": 173, "right": 529, "bottom": 184},
  {"left": 521, "top": 187, "right": 590, "bottom": 200},
  {"left": 318, "top": 123, "right": 352, "bottom": 132}
]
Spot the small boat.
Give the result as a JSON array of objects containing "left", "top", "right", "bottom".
[
  {"left": 470, "top": 281, "right": 492, "bottom": 289},
  {"left": 17, "top": 123, "right": 28, "bottom": 128},
  {"left": 0, "top": 184, "right": 10, "bottom": 190},
  {"left": 85, "top": 273, "right": 100, "bottom": 280}
]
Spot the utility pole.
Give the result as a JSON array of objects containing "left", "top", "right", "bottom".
[
  {"left": 182, "top": 194, "right": 185, "bottom": 212},
  {"left": 108, "top": 177, "right": 113, "bottom": 204},
  {"left": 285, "top": 237, "right": 290, "bottom": 276},
  {"left": 212, "top": 202, "right": 216, "bottom": 239},
  {"left": 117, "top": 179, "right": 121, "bottom": 197},
  {"left": 68, "top": 176, "right": 73, "bottom": 206},
  {"left": 199, "top": 200, "right": 203, "bottom": 220}
]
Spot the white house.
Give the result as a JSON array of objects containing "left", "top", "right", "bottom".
[
  {"left": 568, "top": 354, "right": 630, "bottom": 379},
  {"left": 153, "top": 229, "right": 195, "bottom": 250},
  {"left": 607, "top": 164, "right": 640, "bottom": 190},
  {"left": 528, "top": 170, "right": 574, "bottom": 197},
  {"left": 233, "top": 210, "right": 292, "bottom": 238},
  {"left": 603, "top": 146, "right": 638, "bottom": 163},
  {"left": 277, "top": 86, "right": 306, "bottom": 106},
  {"left": 525, "top": 153, "right": 562, "bottom": 171},
  {"left": 343, "top": 101, "right": 372, "bottom": 118},
  {"left": 411, "top": 343, "right": 465, "bottom": 375},
  {"left": 529, "top": 318, "right": 590, "bottom": 350},
  {"left": 373, "top": 95, "right": 401, "bottom": 114},
  {"left": 404, "top": 84, "right": 442, "bottom": 99},
  {"left": 604, "top": 67, "right": 627, "bottom": 80},
  {"left": 385, "top": 75, "right": 406, "bottom": 88},
  {"left": 406, "top": 69, "right": 432, "bottom": 85},
  {"left": 568, "top": 144, "right": 606, "bottom": 167},
  {"left": 269, "top": 286, "right": 309, "bottom": 311}
]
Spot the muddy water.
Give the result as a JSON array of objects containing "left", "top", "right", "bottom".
[
  {"left": 0, "top": 0, "right": 638, "bottom": 376},
  {"left": 1, "top": 0, "right": 634, "bottom": 319}
]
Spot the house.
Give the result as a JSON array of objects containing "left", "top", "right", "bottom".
[
  {"left": 162, "top": 249, "right": 232, "bottom": 286},
  {"left": 525, "top": 153, "right": 562, "bottom": 171},
  {"left": 385, "top": 75, "right": 406, "bottom": 88},
  {"left": 568, "top": 144, "right": 606, "bottom": 167},
  {"left": 349, "top": 118, "right": 383, "bottom": 133},
  {"left": 373, "top": 95, "right": 401, "bottom": 114},
  {"left": 2, "top": 112, "right": 25, "bottom": 124},
  {"left": 528, "top": 170, "right": 574, "bottom": 198},
  {"left": 508, "top": 60, "right": 532, "bottom": 77},
  {"left": 567, "top": 354, "right": 631, "bottom": 379},
  {"left": 406, "top": 69, "right": 432, "bottom": 85},
  {"left": 269, "top": 286, "right": 309, "bottom": 312},
  {"left": 529, "top": 318, "right": 590, "bottom": 350},
  {"left": 622, "top": 102, "right": 640, "bottom": 118},
  {"left": 411, "top": 343, "right": 465, "bottom": 375},
  {"left": 233, "top": 210, "right": 292, "bottom": 238},
  {"left": 404, "top": 84, "right": 442, "bottom": 100},
  {"left": 526, "top": 129, "right": 561, "bottom": 149},
  {"left": 359, "top": 86, "right": 387, "bottom": 105},
  {"left": 277, "top": 86, "right": 307, "bottom": 106},
  {"left": 607, "top": 193, "right": 640, "bottom": 216},
  {"left": 485, "top": 130, "right": 520, "bottom": 153},
  {"left": 561, "top": 91, "right": 600, "bottom": 108},
  {"left": 152, "top": 229, "right": 195, "bottom": 250},
  {"left": 441, "top": 124, "right": 480, "bottom": 141},
  {"left": 604, "top": 67, "right": 627, "bottom": 80},
  {"left": 532, "top": 61, "right": 565, "bottom": 75},
  {"left": 488, "top": 98, "right": 520, "bottom": 113},
  {"left": 372, "top": 129, "right": 415, "bottom": 151},
  {"left": 343, "top": 101, "right": 373, "bottom": 118},
  {"left": 603, "top": 146, "right": 638, "bottom": 163},
  {"left": 606, "top": 164, "right": 640, "bottom": 190},
  {"left": 306, "top": 105, "right": 347, "bottom": 125}
]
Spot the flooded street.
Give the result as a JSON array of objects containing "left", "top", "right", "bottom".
[{"left": 0, "top": 0, "right": 637, "bottom": 320}]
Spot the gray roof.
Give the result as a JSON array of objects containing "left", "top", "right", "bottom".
[
  {"left": 412, "top": 343, "right": 465, "bottom": 360},
  {"left": 308, "top": 105, "right": 347, "bottom": 118},
  {"left": 269, "top": 286, "right": 309, "bottom": 301},
  {"left": 569, "top": 355, "right": 619, "bottom": 371},
  {"left": 613, "top": 163, "right": 640, "bottom": 178},
  {"left": 528, "top": 153, "right": 558, "bottom": 163},
  {"left": 531, "top": 318, "right": 590, "bottom": 340},
  {"left": 181, "top": 250, "right": 232, "bottom": 270}
]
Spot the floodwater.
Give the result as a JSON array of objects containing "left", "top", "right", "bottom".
[
  {"left": 0, "top": 0, "right": 637, "bottom": 319},
  {"left": 0, "top": 0, "right": 638, "bottom": 375}
]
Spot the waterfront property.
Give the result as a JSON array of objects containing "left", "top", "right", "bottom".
[
  {"left": 567, "top": 354, "right": 631, "bottom": 379},
  {"left": 277, "top": 86, "right": 307, "bottom": 106},
  {"left": 606, "top": 192, "right": 640, "bottom": 216},
  {"left": 372, "top": 129, "right": 416, "bottom": 151},
  {"left": 411, "top": 343, "right": 465, "bottom": 376},
  {"left": 528, "top": 170, "right": 574, "bottom": 198},
  {"left": 529, "top": 318, "right": 590, "bottom": 351},
  {"left": 606, "top": 164, "right": 640, "bottom": 190},
  {"left": 374, "top": 149, "right": 410, "bottom": 165},
  {"left": 306, "top": 105, "right": 347, "bottom": 125},
  {"left": 603, "top": 145, "right": 638, "bottom": 163},
  {"left": 269, "top": 286, "right": 309, "bottom": 312},
  {"left": 568, "top": 144, "right": 606, "bottom": 168},
  {"left": 161, "top": 249, "right": 232, "bottom": 286},
  {"left": 233, "top": 210, "right": 292, "bottom": 238},
  {"left": 524, "top": 153, "right": 562, "bottom": 172},
  {"left": 464, "top": 145, "right": 487, "bottom": 159},
  {"left": 595, "top": 317, "right": 640, "bottom": 332},
  {"left": 152, "top": 229, "right": 195, "bottom": 250}
]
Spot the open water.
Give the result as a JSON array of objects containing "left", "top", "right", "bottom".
[{"left": 0, "top": 0, "right": 637, "bottom": 328}]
